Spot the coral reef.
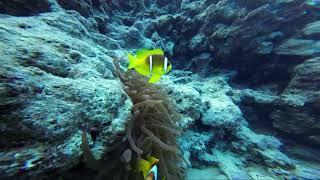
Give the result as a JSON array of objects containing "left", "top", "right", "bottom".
[
  {"left": 162, "top": 71, "right": 311, "bottom": 179},
  {"left": 271, "top": 57, "right": 320, "bottom": 145},
  {"left": 1, "top": 0, "right": 320, "bottom": 179},
  {"left": 0, "top": 9, "right": 131, "bottom": 178}
]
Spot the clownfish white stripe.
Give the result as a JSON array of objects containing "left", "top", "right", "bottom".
[
  {"left": 149, "top": 55, "right": 153, "bottom": 76},
  {"left": 147, "top": 165, "right": 158, "bottom": 180},
  {"left": 164, "top": 56, "right": 168, "bottom": 73}
]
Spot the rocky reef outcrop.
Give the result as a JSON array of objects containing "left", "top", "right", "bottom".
[
  {"left": 271, "top": 57, "right": 320, "bottom": 146},
  {"left": 1, "top": 0, "right": 320, "bottom": 179},
  {"left": 152, "top": 0, "right": 320, "bottom": 147},
  {"left": 163, "top": 72, "right": 305, "bottom": 179},
  {"left": 0, "top": 3, "right": 132, "bottom": 178},
  {"left": 103, "top": 0, "right": 320, "bottom": 147}
]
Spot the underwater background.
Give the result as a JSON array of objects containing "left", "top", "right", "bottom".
[{"left": 1, "top": 0, "right": 320, "bottom": 179}]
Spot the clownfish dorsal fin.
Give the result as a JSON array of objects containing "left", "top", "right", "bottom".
[
  {"left": 150, "top": 48, "right": 164, "bottom": 55},
  {"left": 136, "top": 49, "right": 150, "bottom": 60},
  {"left": 136, "top": 48, "right": 164, "bottom": 61}
]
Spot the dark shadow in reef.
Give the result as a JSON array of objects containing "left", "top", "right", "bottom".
[
  {"left": 227, "top": 54, "right": 306, "bottom": 93},
  {"left": 0, "top": 0, "right": 51, "bottom": 16}
]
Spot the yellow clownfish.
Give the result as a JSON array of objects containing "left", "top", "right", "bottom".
[
  {"left": 127, "top": 49, "right": 172, "bottom": 83},
  {"left": 136, "top": 156, "right": 160, "bottom": 180}
]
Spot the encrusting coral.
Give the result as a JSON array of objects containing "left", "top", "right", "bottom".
[{"left": 80, "top": 58, "right": 184, "bottom": 180}]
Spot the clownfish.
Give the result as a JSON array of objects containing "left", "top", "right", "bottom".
[
  {"left": 127, "top": 49, "right": 172, "bottom": 83},
  {"left": 136, "top": 156, "right": 160, "bottom": 180}
]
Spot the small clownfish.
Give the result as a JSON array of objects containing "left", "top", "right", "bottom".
[
  {"left": 127, "top": 49, "right": 172, "bottom": 83},
  {"left": 136, "top": 156, "right": 161, "bottom": 180}
]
